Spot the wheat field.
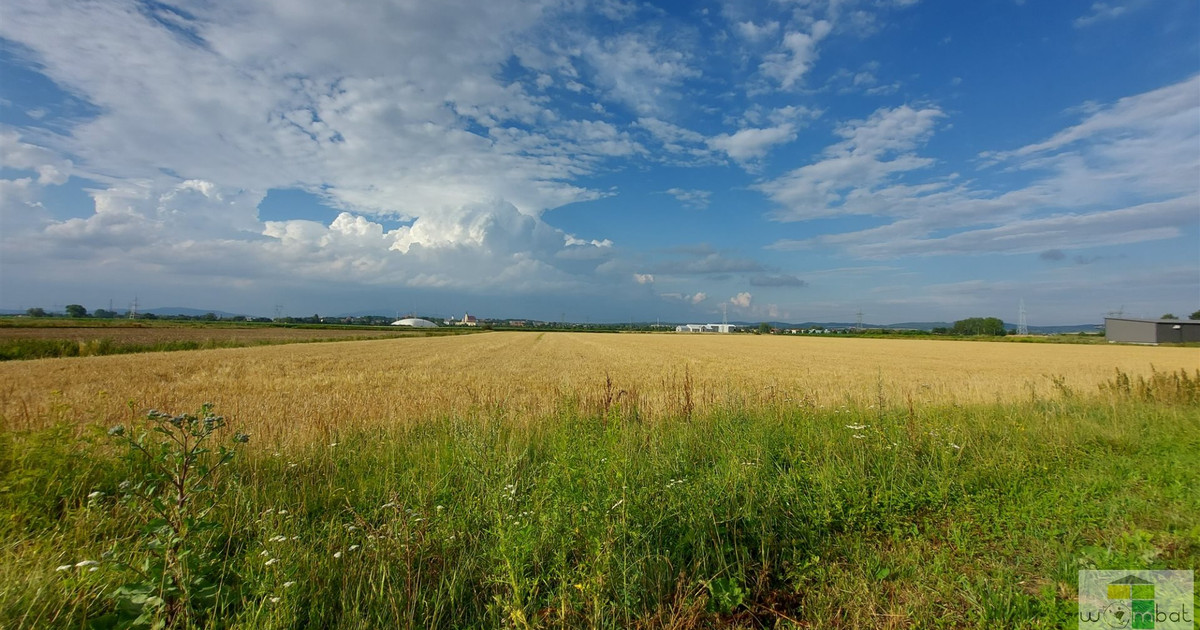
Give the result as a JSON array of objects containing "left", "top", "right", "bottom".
[{"left": 1, "top": 332, "right": 1193, "bottom": 446}]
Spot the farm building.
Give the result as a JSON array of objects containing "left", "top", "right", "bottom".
[
  {"left": 1104, "top": 317, "right": 1200, "bottom": 344},
  {"left": 390, "top": 318, "right": 438, "bottom": 328}
]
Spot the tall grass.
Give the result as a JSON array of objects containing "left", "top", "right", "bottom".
[{"left": 2, "top": 384, "right": 1197, "bottom": 628}]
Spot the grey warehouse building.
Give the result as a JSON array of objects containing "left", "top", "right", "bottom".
[{"left": 1104, "top": 317, "right": 1200, "bottom": 344}]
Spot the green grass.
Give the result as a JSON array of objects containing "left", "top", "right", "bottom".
[{"left": 2, "top": 386, "right": 1197, "bottom": 628}]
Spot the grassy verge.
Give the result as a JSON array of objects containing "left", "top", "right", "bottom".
[{"left": 2, "top": 386, "right": 1197, "bottom": 628}]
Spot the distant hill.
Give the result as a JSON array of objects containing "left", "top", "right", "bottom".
[{"left": 142, "top": 307, "right": 250, "bottom": 318}]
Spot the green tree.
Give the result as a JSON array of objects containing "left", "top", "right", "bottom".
[
  {"left": 65, "top": 304, "right": 88, "bottom": 318},
  {"left": 757, "top": 322, "right": 772, "bottom": 335},
  {"left": 93, "top": 309, "right": 118, "bottom": 318},
  {"left": 952, "top": 317, "right": 1006, "bottom": 336},
  {"left": 1161, "top": 313, "right": 1178, "bottom": 320},
  {"left": 1189, "top": 310, "right": 1200, "bottom": 320},
  {"left": 25, "top": 307, "right": 48, "bottom": 317}
]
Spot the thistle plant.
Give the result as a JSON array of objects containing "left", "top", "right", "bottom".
[{"left": 104, "top": 403, "right": 248, "bottom": 629}]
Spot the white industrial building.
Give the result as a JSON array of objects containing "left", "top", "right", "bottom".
[
  {"left": 675, "top": 323, "right": 736, "bottom": 333},
  {"left": 390, "top": 317, "right": 438, "bottom": 328}
]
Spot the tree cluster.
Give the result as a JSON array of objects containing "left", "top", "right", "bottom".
[{"left": 951, "top": 317, "right": 1007, "bottom": 336}]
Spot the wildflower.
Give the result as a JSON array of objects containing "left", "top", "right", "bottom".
[
  {"left": 269, "top": 535, "right": 287, "bottom": 543},
  {"left": 852, "top": 434, "right": 866, "bottom": 439},
  {"left": 56, "top": 565, "right": 73, "bottom": 572},
  {"left": 333, "top": 551, "right": 343, "bottom": 559},
  {"left": 381, "top": 502, "right": 396, "bottom": 509},
  {"left": 233, "top": 432, "right": 250, "bottom": 443},
  {"left": 845, "top": 424, "right": 867, "bottom": 430},
  {"left": 950, "top": 443, "right": 961, "bottom": 450},
  {"left": 269, "top": 597, "right": 281, "bottom": 604},
  {"left": 348, "top": 545, "right": 360, "bottom": 552},
  {"left": 88, "top": 567, "right": 99, "bottom": 572},
  {"left": 87, "top": 491, "right": 103, "bottom": 500},
  {"left": 265, "top": 558, "right": 278, "bottom": 566},
  {"left": 75, "top": 560, "right": 99, "bottom": 568},
  {"left": 277, "top": 509, "right": 288, "bottom": 515},
  {"left": 435, "top": 505, "right": 444, "bottom": 512},
  {"left": 283, "top": 581, "right": 296, "bottom": 588},
  {"left": 329, "top": 442, "right": 338, "bottom": 447}
]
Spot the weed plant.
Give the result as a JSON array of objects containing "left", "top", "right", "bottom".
[{"left": 0, "top": 372, "right": 1197, "bottom": 628}]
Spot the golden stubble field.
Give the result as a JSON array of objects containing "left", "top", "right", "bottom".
[{"left": 0, "top": 332, "right": 1195, "bottom": 446}]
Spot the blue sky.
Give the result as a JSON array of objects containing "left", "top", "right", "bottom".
[{"left": 1, "top": 0, "right": 1196, "bottom": 324}]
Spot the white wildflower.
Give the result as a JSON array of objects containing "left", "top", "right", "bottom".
[
  {"left": 950, "top": 443, "right": 961, "bottom": 450},
  {"left": 75, "top": 560, "right": 99, "bottom": 568},
  {"left": 259, "top": 550, "right": 271, "bottom": 557},
  {"left": 283, "top": 581, "right": 296, "bottom": 588},
  {"left": 56, "top": 565, "right": 73, "bottom": 572},
  {"left": 348, "top": 545, "right": 360, "bottom": 552},
  {"left": 329, "top": 442, "right": 338, "bottom": 447},
  {"left": 845, "top": 424, "right": 867, "bottom": 430},
  {"left": 269, "top": 597, "right": 281, "bottom": 604},
  {"left": 265, "top": 558, "right": 278, "bottom": 566},
  {"left": 87, "top": 491, "right": 103, "bottom": 500},
  {"left": 333, "top": 551, "right": 343, "bottom": 559},
  {"left": 852, "top": 434, "right": 866, "bottom": 439}
]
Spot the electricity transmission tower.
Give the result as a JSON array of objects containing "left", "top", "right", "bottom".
[{"left": 1017, "top": 299, "right": 1028, "bottom": 335}]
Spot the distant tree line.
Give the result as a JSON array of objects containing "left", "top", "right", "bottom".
[{"left": 929, "top": 317, "right": 1008, "bottom": 336}]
